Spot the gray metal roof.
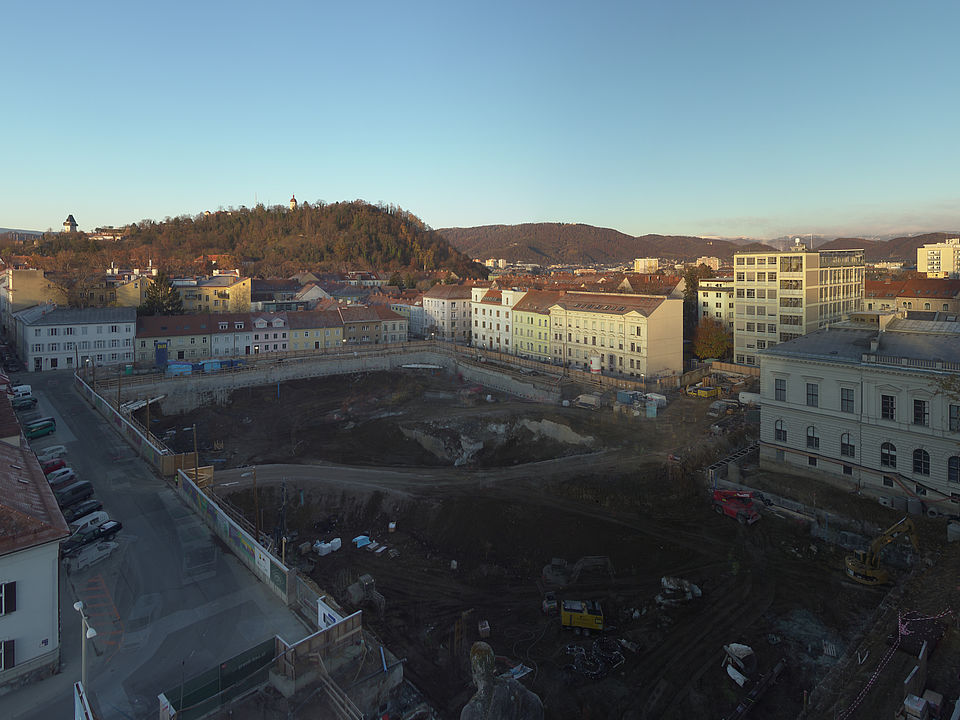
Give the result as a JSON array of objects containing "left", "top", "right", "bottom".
[
  {"left": 762, "top": 324, "right": 960, "bottom": 366},
  {"left": 19, "top": 306, "right": 136, "bottom": 326}
]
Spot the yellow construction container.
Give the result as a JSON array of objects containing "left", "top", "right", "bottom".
[{"left": 560, "top": 599, "right": 603, "bottom": 631}]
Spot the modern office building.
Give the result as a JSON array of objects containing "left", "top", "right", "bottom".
[
  {"left": 733, "top": 243, "right": 864, "bottom": 366},
  {"left": 698, "top": 277, "right": 734, "bottom": 330}
]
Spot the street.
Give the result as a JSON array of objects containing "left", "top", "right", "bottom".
[{"left": 5, "top": 371, "right": 308, "bottom": 720}]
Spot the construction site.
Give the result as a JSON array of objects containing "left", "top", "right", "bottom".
[{"left": 135, "top": 361, "right": 960, "bottom": 720}]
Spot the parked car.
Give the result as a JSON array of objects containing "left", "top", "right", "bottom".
[
  {"left": 69, "top": 510, "right": 110, "bottom": 536},
  {"left": 47, "top": 467, "right": 76, "bottom": 484},
  {"left": 25, "top": 421, "right": 55, "bottom": 439},
  {"left": 48, "top": 471, "right": 79, "bottom": 490},
  {"left": 62, "top": 499, "right": 102, "bottom": 524},
  {"left": 54, "top": 481, "right": 94, "bottom": 509},
  {"left": 35, "top": 445, "right": 68, "bottom": 462},
  {"left": 11, "top": 396, "right": 37, "bottom": 410},
  {"left": 42, "top": 458, "right": 67, "bottom": 475},
  {"left": 63, "top": 520, "right": 123, "bottom": 556}
]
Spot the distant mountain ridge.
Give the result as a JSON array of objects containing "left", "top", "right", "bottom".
[
  {"left": 437, "top": 223, "right": 773, "bottom": 264},
  {"left": 439, "top": 223, "right": 958, "bottom": 265},
  {"left": 818, "top": 232, "right": 958, "bottom": 262}
]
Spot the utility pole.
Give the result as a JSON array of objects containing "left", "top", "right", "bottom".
[
  {"left": 116, "top": 369, "right": 122, "bottom": 409},
  {"left": 192, "top": 423, "right": 199, "bottom": 483},
  {"left": 253, "top": 466, "right": 260, "bottom": 542},
  {"left": 145, "top": 397, "right": 151, "bottom": 444}
]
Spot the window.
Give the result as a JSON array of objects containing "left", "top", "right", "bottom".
[
  {"left": 843, "top": 465, "right": 853, "bottom": 476},
  {"left": 806, "top": 426, "right": 819, "bottom": 449},
  {"left": 0, "top": 638, "right": 13, "bottom": 671},
  {"left": 806, "top": 383, "right": 819, "bottom": 407},
  {"left": 775, "top": 378, "right": 786, "bottom": 402},
  {"left": 881, "top": 394, "right": 896, "bottom": 421},
  {"left": 841, "top": 388, "right": 854, "bottom": 413},
  {"left": 883, "top": 476, "right": 894, "bottom": 487},
  {"left": 808, "top": 456, "right": 817, "bottom": 467},
  {"left": 913, "top": 399, "right": 929, "bottom": 427},
  {"left": 840, "top": 433, "right": 855, "bottom": 457},
  {"left": 880, "top": 442, "right": 896, "bottom": 468},
  {"left": 951, "top": 405, "right": 960, "bottom": 432},
  {"left": 775, "top": 420, "right": 786, "bottom": 442},
  {"left": 0, "top": 581, "right": 15, "bottom": 615},
  {"left": 949, "top": 457, "right": 960, "bottom": 484},
  {"left": 913, "top": 449, "right": 930, "bottom": 475}
]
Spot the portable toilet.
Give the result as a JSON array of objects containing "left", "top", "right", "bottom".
[{"left": 646, "top": 400, "right": 658, "bottom": 418}]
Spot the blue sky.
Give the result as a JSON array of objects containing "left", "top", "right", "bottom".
[{"left": 3, "top": 0, "right": 958, "bottom": 239}]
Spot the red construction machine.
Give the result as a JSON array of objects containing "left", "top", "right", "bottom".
[{"left": 712, "top": 490, "right": 760, "bottom": 525}]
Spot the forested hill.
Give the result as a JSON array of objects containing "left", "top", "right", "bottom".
[
  {"left": 123, "top": 202, "right": 485, "bottom": 277},
  {"left": 5, "top": 202, "right": 485, "bottom": 278},
  {"left": 437, "top": 223, "right": 762, "bottom": 264}
]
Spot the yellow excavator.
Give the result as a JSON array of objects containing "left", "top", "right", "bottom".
[{"left": 845, "top": 517, "right": 919, "bottom": 586}]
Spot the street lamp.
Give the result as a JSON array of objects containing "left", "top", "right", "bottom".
[
  {"left": 73, "top": 601, "right": 97, "bottom": 689},
  {"left": 240, "top": 467, "right": 260, "bottom": 542}
]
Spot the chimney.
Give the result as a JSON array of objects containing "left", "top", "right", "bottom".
[{"left": 870, "top": 335, "right": 880, "bottom": 353}]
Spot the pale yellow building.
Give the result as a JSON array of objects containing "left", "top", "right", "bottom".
[
  {"left": 917, "top": 238, "right": 960, "bottom": 278},
  {"left": 0, "top": 269, "right": 68, "bottom": 337},
  {"left": 549, "top": 292, "right": 683, "bottom": 379},
  {"left": 287, "top": 310, "right": 344, "bottom": 351},
  {"left": 171, "top": 274, "right": 251, "bottom": 313},
  {"left": 511, "top": 290, "right": 562, "bottom": 363}
]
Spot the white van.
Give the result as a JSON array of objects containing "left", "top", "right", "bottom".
[
  {"left": 69, "top": 511, "right": 109, "bottom": 536},
  {"left": 10, "top": 384, "right": 31, "bottom": 398}
]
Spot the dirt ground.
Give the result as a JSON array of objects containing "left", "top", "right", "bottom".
[{"left": 147, "top": 369, "right": 956, "bottom": 719}]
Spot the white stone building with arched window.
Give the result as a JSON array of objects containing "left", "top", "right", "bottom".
[{"left": 759, "top": 310, "right": 960, "bottom": 512}]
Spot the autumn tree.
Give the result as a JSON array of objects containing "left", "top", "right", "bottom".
[
  {"left": 139, "top": 271, "right": 184, "bottom": 315},
  {"left": 692, "top": 318, "right": 732, "bottom": 360}
]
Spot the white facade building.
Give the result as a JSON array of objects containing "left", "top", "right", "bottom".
[
  {"left": 733, "top": 244, "right": 864, "bottom": 366},
  {"left": 470, "top": 287, "right": 525, "bottom": 352},
  {"left": 759, "top": 312, "right": 960, "bottom": 507},
  {"left": 422, "top": 284, "right": 474, "bottom": 342},
  {"left": 917, "top": 238, "right": 960, "bottom": 278},
  {"left": 15, "top": 306, "right": 136, "bottom": 372},
  {"left": 0, "top": 440, "right": 70, "bottom": 690},
  {"left": 695, "top": 256, "right": 722, "bottom": 271},
  {"left": 633, "top": 258, "right": 660, "bottom": 274},
  {"left": 698, "top": 278, "right": 734, "bottom": 329}
]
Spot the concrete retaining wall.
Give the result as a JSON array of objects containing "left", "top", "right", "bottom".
[{"left": 113, "top": 350, "right": 560, "bottom": 415}]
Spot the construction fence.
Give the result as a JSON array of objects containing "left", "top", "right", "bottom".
[
  {"left": 73, "top": 372, "right": 197, "bottom": 476},
  {"left": 175, "top": 468, "right": 294, "bottom": 604}
]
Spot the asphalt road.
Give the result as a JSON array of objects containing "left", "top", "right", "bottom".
[{"left": 6, "top": 371, "right": 308, "bottom": 720}]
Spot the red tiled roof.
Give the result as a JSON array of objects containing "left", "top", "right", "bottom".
[
  {"left": 0, "top": 440, "right": 69, "bottom": 557},
  {"left": 423, "top": 284, "right": 473, "bottom": 300},
  {"left": 550, "top": 292, "right": 667, "bottom": 316}
]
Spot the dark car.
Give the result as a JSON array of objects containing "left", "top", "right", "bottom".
[
  {"left": 61, "top": 520, "right": 122, "bottom": 557},
  {"left": 63, "top": 499, "right": 103, "bottom": 524},
  {"left": 11, "top": 396, "right": 37, "bottom": 410}
]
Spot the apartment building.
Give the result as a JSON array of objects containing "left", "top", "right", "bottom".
[
  {"left": 0, "top": 438, "right": 70, "bottom": 691},
  {"left": 0, "top": 269, "right": 68, "bottom": 338},
  {"left": 759, "top": 311, "right": 960, "bottom": 505},
  {"left": 917, "top": 238, "right": 960, "bottom": 278},
  {"left": 633, "top": 258, "right": 659, "bottom": 274},
  {"left": 135, "top": 314, "right": 218, "bottom": 364},
  {"left": 511, "top": 290, "right": 562, "bottom": 363},
  {"left": 549, "top": 292, "right": 683, "bottom": 379},
  {"left": 697, "top": 277, "right": 734, "bottom": 329},
  {"left": 16, "top": 306, "right": 136, "bottom": 372},
  {"left": 287, "top": 311, "right": 344, "bottom": 351},
  {"left": 422, "top": 284, "right": 473, "bottom": 342},
  {"left": 470, "top": 287, "right": 525, "bottom": 352},
  {"left": 338, "top": 306, "right": 384, "bottom": 345},
  {"left": 171, "top": 273, "right": 251, "bottom": 313},
  {"left": 733, "top": 244, "right": 864, "bottom": 366},
  {"left": 370, "top": 305, "right": 409, "bottom": 344}
]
